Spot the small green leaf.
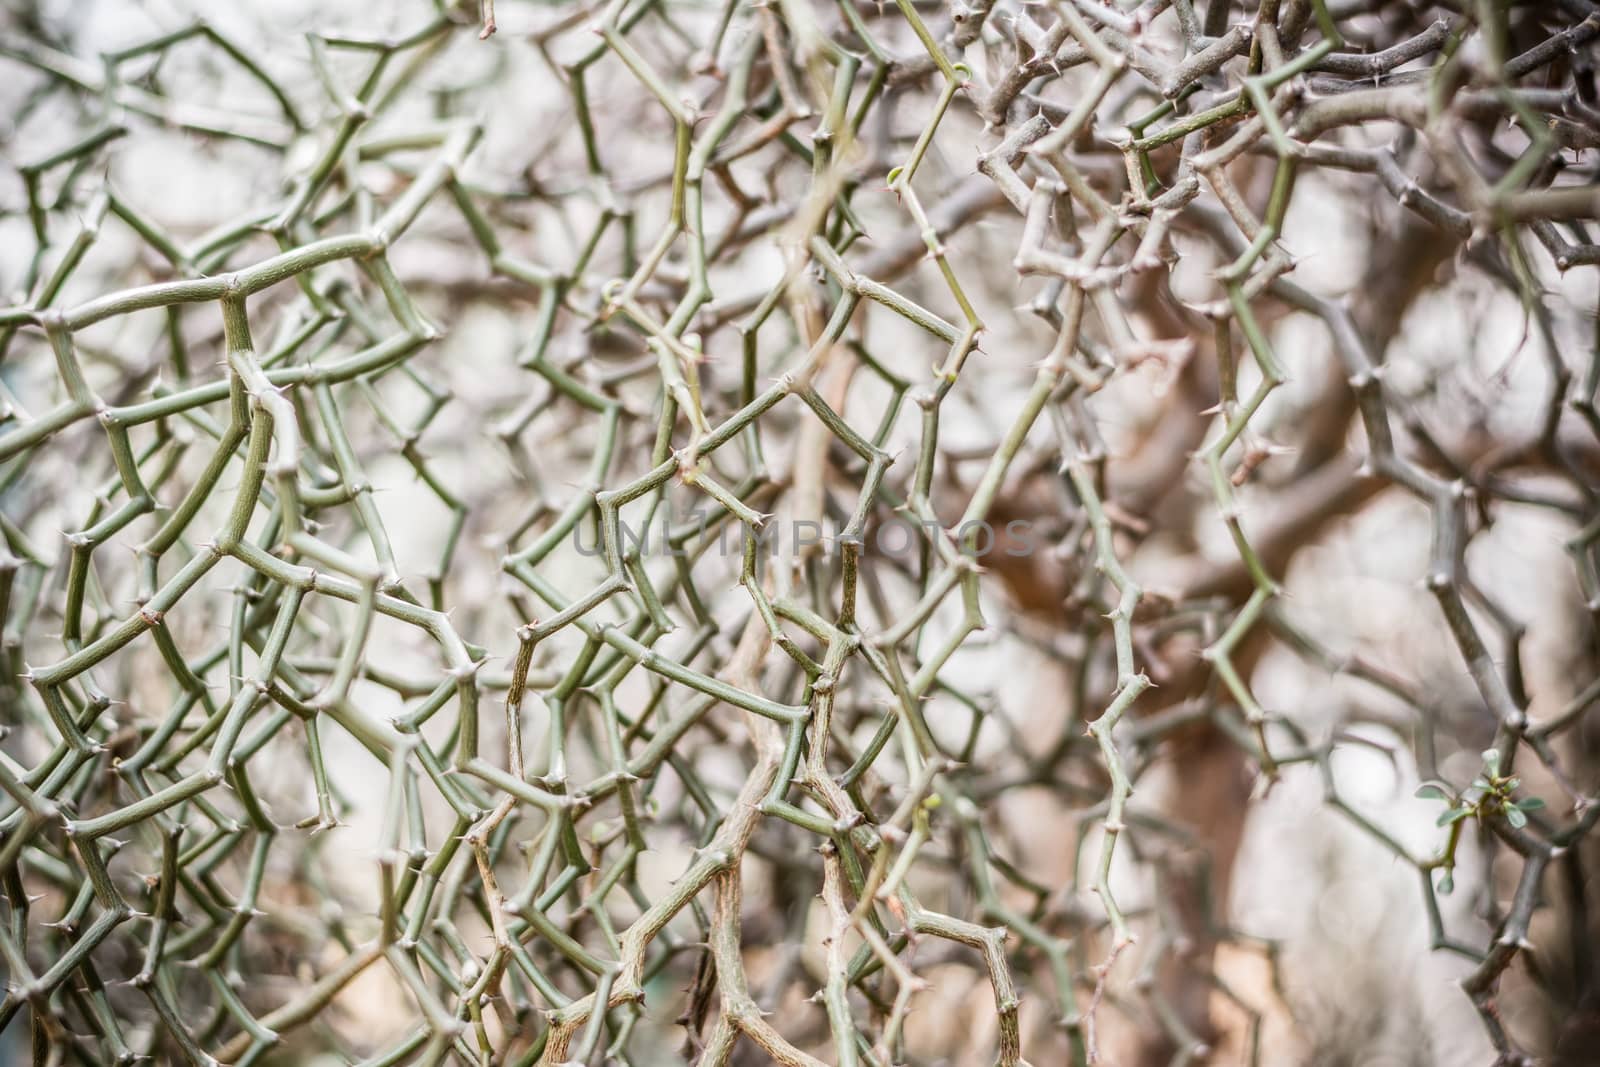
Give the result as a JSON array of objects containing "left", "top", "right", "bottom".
[
  {"left": 1414, "top": 783, "right": 1449, "bottom": 801},
  {"left": 1515, "top": 797, "right": 1546, "bottom": 811},
  {"left": 1437, "top": 871, "right": 1454, "bottom": 896},
  {"left": 1437, "top": 807, "right": 1470, "bottom": 827},
  {"left": 1481, "top": 748, "right": 1501, "bottom": 774},
  {"left": 1505, "top": 806, "right": 1528, "bottom": 829}
]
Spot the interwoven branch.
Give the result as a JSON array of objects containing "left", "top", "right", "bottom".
[{"left": 1, "top": 1, "right": 1598, "bottom": 1065}]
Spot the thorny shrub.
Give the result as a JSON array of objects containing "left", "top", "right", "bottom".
[{"left": 1, "top": 1, "right": 1599, "bottom": 1065}]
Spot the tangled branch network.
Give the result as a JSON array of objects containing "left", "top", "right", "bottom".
[{"left": 1, "top": 0, "right": 1599, "bottom": 1064}]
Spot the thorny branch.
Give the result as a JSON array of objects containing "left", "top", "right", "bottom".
[{"left": 0, "top": 1, "right": 1598, "bottom": 1065}]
